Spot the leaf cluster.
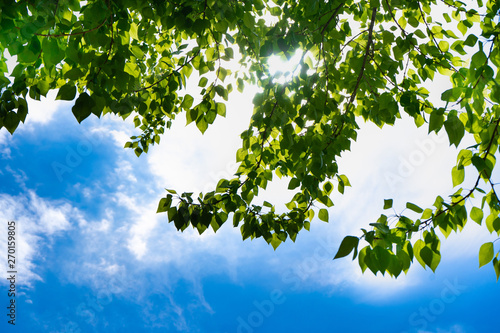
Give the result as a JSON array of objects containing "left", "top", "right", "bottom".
[{"left": 2, "top": 0, "right": 500, "bottom": 278}]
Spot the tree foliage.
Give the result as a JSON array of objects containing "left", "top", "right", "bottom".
[{"left": 1, "top": 0, "right": 500, "bottom": 279}]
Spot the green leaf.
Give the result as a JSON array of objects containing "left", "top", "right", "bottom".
[
  {"left": 157, "top": 194, "right": 173, "bottom": 213},
  {"left": 470, "top": 207, "right": 483, "bottom": 225},
  {"left": 56, "top": 84, "right": 77, "bottom": 101},
  {"left": 277, "top": 38, "right": 289, "bottom": 53},
  {"left": 72, "top": 93, "right": 95, "bottom": 123},
  {"left": 254, "top": 0, "right": 265, "bottom": 10},
  {"left": 198, "top": 77, "right": 208, "bottom": 87},
  {"left": 333, "top": 236, "right": 359, "bottom": 259},
  {"left": 37, "top": 80, "right": 50, "bottom": 97},
  {"left": 493, "top": 257, "right": 500, "bottom": 281},
  {"left": 323, "top": 181, "right": 333, "bottom": 195},
  {"left": 181, "top": 94, "right": 194, "bottom": 110},
  {"left": 441, "top": 88, "right": 463, "bottom": 102},
  {"left": 451, "top": 165, "right": 465, "bottom": 187},
  {"left": 288, "top": 178, "right": 300, "bottom": 190},
  {"left": 42, "top": 38, "right": 65, "bottom": 67},
  {"left": 429, "top": 111, "right": 444, "bottom": 133},
  {"left": 318, "top": 208, "right": 329, "bottom": 222},
  {"left": 471, "top": 155, "right": 487, "bottom": 173},
  {"left": 373, "top": 246, "right": 392, "bottom": 273},
  {"left": 444, "top": 115, "right": 465, "bottom": 147},
  {"left": 196, "top": 116, "right": 208, "bottom": 133},
  {"left": 463, "top": 34, "right": 478, "bottom": 47},
  {"left": 358, "top": 246, "right": 369, "bottom": 272},
  {"left": 16, "top": 98, "right": 28, "bottom": 123},
  {"left": 131, "top": 45, "right": 144, "bottom": 58},
  {"left": 406, "top": 202, "right": 423, "bottom": 213},
  {"left": 216, "top": 102, "right": 226, "bottom": 117},
  {"left": 260, "top": 41, "right": 273, "bottom": 57},
  {"left": 337, "top": 174, "right": 350, "bottom": 194},
  {"left": 413, "top": 239, "right": 426, "bottom": 268},
  {"left": 485, "top": 214, "right": 498, "bottom": 233},
  {"left": 471, "top": 51, "right": 487, "bottom": 69},
  {"left": 3, "top": 112, "right": 20, "bottom": 134},
  {"left": 479, "top": 242, "right": 494, "bottom": 268},
  {"left": 420, "top": 246, "right": 441, "bottom": 272},
  {"left": 270, "top": 233, "right": 282, "bottom": 250},
  {"left": 369, "top": 222, "right": 389, "bottom": 234},
  {"left": 383, "top": 199, "right": 393, "bottom": 209}
]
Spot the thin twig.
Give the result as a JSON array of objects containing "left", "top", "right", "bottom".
[
  {"left": 419, "top": 117, "right": 500, "bottom": 230},
  {"left": 134, "top": 51, "right": 200, "bottom": 92}
]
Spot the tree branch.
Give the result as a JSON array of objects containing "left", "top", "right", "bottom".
[
  {"left": 134, "top": 51, "right": 200, "bottom": 92},
  {"left": 320, "top": 4, "right": 343, "bottom": 36},
  {"left": 346, "top": 7, "right": 377, "bottom": 112},
  {"left": 419, "top": 117, "right": 500, "bottom": 230},
  {"left": 35, "top": 18, "right": 110, "bottom": 37}
]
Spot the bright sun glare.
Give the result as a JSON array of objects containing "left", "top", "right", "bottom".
[{"left": 267, "top": 49, "right": 305, "bottom": 82}]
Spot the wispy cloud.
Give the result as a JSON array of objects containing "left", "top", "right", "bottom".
[{"left": 0, "top": 191, "right": 78, "bottom": 287}]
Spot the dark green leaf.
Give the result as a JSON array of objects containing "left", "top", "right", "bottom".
[
  {"left": 72, "top": 93, "right": 95, "bottom": 123},
  {"left": 334, "top": 236, "right": 359, "bottom": 259},
  {"left": 56, "top": 84, "right": 77, "bottom": 101},
  {"left": 3, "top": 112, "right": 20, "bottom": 134},
  {"left": 444, "top": 115, "right": 465, "bottom": 147},
  {"left": 406, "top": 202, "right": 423, "bottom": 213},
  {"left": 288, "top": 178, "right": 300, "bottom": 190},
  {"left": 383, "top": 199, "right": 393, "bottom": 209}
]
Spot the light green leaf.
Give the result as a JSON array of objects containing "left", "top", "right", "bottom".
[
  {"left": 216, "top": 102, "right": 226, "bottom": 117},
  {"left": 451, "top": 165, "right": 465, "bottom": 187},
  {"left": 413, "top": 239, "right": 426, "bottom": 268},
  {"left": 470, "top": 207, "right": 483, "bottom": 225},
  {"left": 131, "top": 45, "right": 144, "bottom": 58},
  {"left": 270, "top": 233, "right": 282, "bottom": 250},
  {"left": 157, "top": 195, "right": 173, "bottom": 213},
  {"left": 198, "top": 77, "right": 208, "bottom": 87},
  {"left": 318, "top": 208, "right": 329, "bottom": 222},
  {"left": 479, "top": 242, "right": 494, "bottom": 268},
  {"left": 196, "top": 116, "right": 208, "bottom": 134},
  {"left": 181, "top": 94, "right": 194, "bottom": 110}
]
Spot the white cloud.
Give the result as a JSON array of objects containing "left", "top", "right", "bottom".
[
  {"left": 147, "top": 88, "right": 255, "bottom": 193},
  {"left": 0, "top": 191, "right": 79, "bottom": 287},
  {"left": 29, "top": 192, "right": 73, "bottom": 234},
  {"left": 24, "top": 91, "right": 68, "bottom": 125}
]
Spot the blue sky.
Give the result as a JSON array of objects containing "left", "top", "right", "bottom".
[{"left": 1, "top": 56, "right": 500, "bottom": 333}]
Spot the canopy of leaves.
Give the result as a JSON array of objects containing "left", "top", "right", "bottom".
[{"left": 1, "top": 0, "right": 500, "bottom": 279}]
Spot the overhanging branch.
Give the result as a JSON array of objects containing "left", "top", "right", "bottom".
[{"left": 346, "top": 7, "right": 377, "bottom": 112}]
